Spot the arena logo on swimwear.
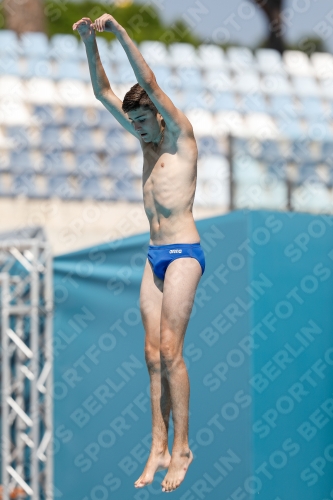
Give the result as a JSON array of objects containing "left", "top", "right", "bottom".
[{"left": 169, "top": 249, "right": 182, "bottom": 254}]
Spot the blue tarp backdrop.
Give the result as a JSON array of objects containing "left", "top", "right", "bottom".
[{"left": 53, "top": 209, "right": 333, "bottom": 500}]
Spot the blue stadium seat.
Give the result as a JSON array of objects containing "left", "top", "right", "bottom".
[
  {"left": 54, "top": 60, "right": 87, "bottom": 81},
  {"left": 270, "top": 95, "right": 298, "bottom": 117},
  {"left": 278, "top": 119, "right": 303, "bottom": 139},
  {"left": 267, "top": 158, "right": 287, "bottom": 181},
  {"left": 114, "top": 178, "right": 142, "bottom": 202},
  {"left": 105, "top": 129, "right": 133, "bottom": 155},
  {"left": 72, "top": 129, "right": 96, "bottom": 153},
  {"left": 233, "top": 154, "right": 262, "bottom": 182},
  {"left": 240, "top": 94, "right": 268, "bottom": 114},
  {"left": 5, "top": 126, "right": 31, "bottom": 150},
  {"left": 97, "top": 108, "right": 122, "bottom": 130},
  {"left": 258, "top": 140, "right": 281, "bottom": 162},
  {"left": 298, "top": 162, "right": 322, "bottom": 184},
  {"left": 328, "top": 167, "right": 333, "bottom": 186},
  {"left": 63, "top": 107, "right": 87, "bottom": 127},
  {"left": 298, "top": 97, "right": 326, "bottom": 119},
  {"left": 232, "top": 137, "right": 251, "bottom": 154},
  {"left": 94, "top": 37, "right": 112, "bottom": 64},
  {"left": 290, "top": 139, "right": 313, "bottom": 161},
  {"left": 182, "top": 90, "right": 210, "bottom": 110},
  {"left": 175, "top": 67, "right": 202, "bottom": 89},
  {"left": 197, "top": 136, "right": 222, "bottom": 156},
  {"left": 40, "top": 126, "right": 63, "bottom": 150},
  {"left": 50, "top": 34, "right": 79, "bottom": 60},
  {"left": 212, "top": 91, "right": 237, "bottom": 112},
  {"left": 112, "top": 62, "right": 136, "bottom": 85},
  {"left": 0, "top": 174, "right": 10, "bottom": 196},
  {"left": 0, "top": 55, "right": 20, "bottom": 76},
  {"left": 152, "top": 65, "right": 173, "bottom": 85},
  {"left": 75, "top": 154, "right": 101, "bottom": 176},
  {"left": 33, "top": 105, "right": 57, "bottom": 126},
  {"left": 0, "top": 30, "right": 20, "bottom": 55},
  {"left": 41, "top": 152, "right": 69, "bottom": 175},
  {"left": 109, "top": 40, "right": 130, "bottom": 63},
  {"left": 304, "top": 120, "right": 333, "bottom": 142},
  {"left": 321, "top": 142, "right": 333, "bottom": 161},
  {"left": 47, "top": 175, "right": 78, "bottom": 199},
  {"left": 11, "top": 173, "right": 39, "bottom": 197},
  {"left": 24, "top": 58, "right": 53, "bottom": 78},
  {"left": 10, "top": 150, "right": 34, "bottom": 173},
  {"left": 20, "top": 32, "right": 50, "bottom": 57},
  {"left": 105, "top": 154, "right": 131, "bottom": 178},
  {"left": 78, "top": 176, "right": 108, "bottom": 200}
]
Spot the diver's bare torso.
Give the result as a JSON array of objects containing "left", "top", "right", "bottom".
[{"left": 140, "top": 126, "right": 201, "bottom": 246}]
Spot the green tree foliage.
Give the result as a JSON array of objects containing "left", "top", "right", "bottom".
[{"left": 44, "top": 1, "right": 202, "bottom": 46}]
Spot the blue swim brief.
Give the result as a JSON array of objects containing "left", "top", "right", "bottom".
[{"left": 147, "top": 242, "right": 206, "bottom": 281}]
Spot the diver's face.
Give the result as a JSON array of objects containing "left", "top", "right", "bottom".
[{"left": 127, "top": 107, "right": 162, "bottom": 143}]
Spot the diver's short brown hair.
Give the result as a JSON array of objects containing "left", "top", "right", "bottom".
[{"left": 122, "top": 83, "right": 158, "bottom": 115}]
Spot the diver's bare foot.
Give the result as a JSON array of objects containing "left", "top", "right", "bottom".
[
  {"left": 134, "top": 448, "right": 171, "bottom": 488},
  {"left": 161, "top": 448, "right": 193, "bottom": 492}
]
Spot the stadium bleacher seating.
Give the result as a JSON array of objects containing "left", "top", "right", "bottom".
[{"left": 0, "top": 30, "right": 333, "bottom": 211}]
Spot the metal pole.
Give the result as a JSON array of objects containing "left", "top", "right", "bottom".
[
  {"left": 228, "top": 134, "right": 234, "bottom": 211},
  {"left": 1, "top": 273, "right": 10, "bottom": 500},
  {"left": 45, "top": 245, "right": 54, "bottom": 500},
  {"left": 30, "top": 242, "right": 39, "bottom": 500}
]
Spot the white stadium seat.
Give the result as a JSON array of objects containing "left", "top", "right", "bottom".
[
  {"left": 233, "top": 72, "right": 261, "bottom": 94},
  {"left": 197, "top": 154, "right": 229, "bottom": 181},
  {"left": 195, "top": 176, "right": 230, "bottom": 207},
  {"left": 291, "top": 76, "right": 320, "bottom": 97},
  {"left": 261, "top": 74, "right": 292, "bottom": 95},
  {"left": 0, "top": 101, "right": 30, "bottom": 125},
  {"left": 234, "top": 179, "right": 288, "bottom": 209},
  {"left": 0, "top": 76, "right": 25, "bottom": 100},
  {"left": 226, "top": 46, "right": 256, "bottom": 72},
  {"left": 168, "top": 43, "right": 199, "bottom": 67},
  {"left": 215, "top": 111, "right": 246, "bottom": 137},
  {"left": 256, "top": 48, "right": 285, "bottom": 74},
  {"left": 25, "top": 78, "right": 58, "bottom": 104},
  {"left": 283, "top": 50, "right": 314, "bottom": 76},
  {"left": 140, "top": 41, "right": 170, "bottom": 65},
  {"left": 185, "top": 109, "right": 215, "bottom": 137},
  {"left": 243, "top": 113, "right": 279, "bottom": 139},
  {"left": 20, "top": 32, "right": 50, "bottom": 57},
  {"left": 197, "top": 45, "right": 226, "bottom": 69},
  {"left": 1, "top": 28, "right": 332, "bottom": 211},
  {"left": 57, "top": 79, "right": 92, "bottom": 107},
  {"left": 311, "top": 52, "right": 333, "bottom": 80},
  {"left": 292, "top": 183, "right": 333, "bottom": 213},
  {"left": 204, "top": 69, "right": 233, "bottom": 92}
]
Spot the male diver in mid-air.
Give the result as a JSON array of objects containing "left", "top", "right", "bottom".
[{"left": 73, "top": 13, "right": 205, "bottom": 493}]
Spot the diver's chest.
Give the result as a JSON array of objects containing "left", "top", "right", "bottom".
[{"left": 142, "top": 162, "right": 180, "bottom": 192}]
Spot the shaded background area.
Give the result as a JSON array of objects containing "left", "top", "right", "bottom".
[
  {"left": 52, "top": 209, "right": 333, "bottom": 499},
  {"left": 0, "top": 0, "right": 330, "bottom": 52}
]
